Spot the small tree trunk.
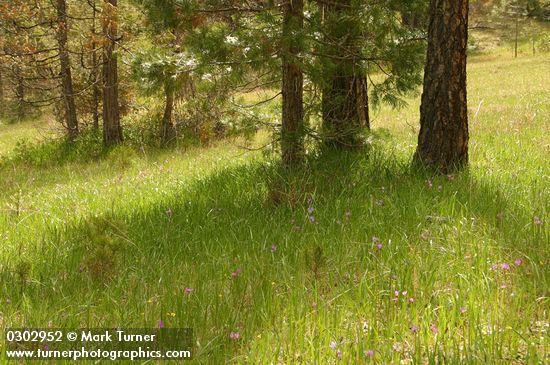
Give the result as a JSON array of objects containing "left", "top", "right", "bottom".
[
  {"left": 281, "top": 0, "right": 305, "bottom": 168},
  {"left": 515, "top": 14, "right": 519, "bottom": 58},
  {"left": 321, "top": 0, "right": 369, "bottom": 148},
  {"left": 102, "top": 0, "right": 123, "bottom": 146},
  {"left": 91, "top": 0, "right": 100, "bottom": 130},
  {"left": 414, "top": 0, "right": 469, "bottom": 172},
  {"left": 56, "top": 0, "right": 79, "bottom": 142},
  {"left": 161, "top": 87, "right": 176, "bottom": 146},
  {"left": 13, "top": 65, "right": 26, "bottom": 120}
]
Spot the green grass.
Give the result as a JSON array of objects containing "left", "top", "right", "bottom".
[{"left": 0, "top": 51, "right": 548, "bottom": 364}]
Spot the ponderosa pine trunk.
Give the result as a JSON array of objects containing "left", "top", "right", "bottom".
[
  {"left": 321, "top": 0, "right": 369, "bottom": 148},
  {"left": 161, "top": 87, "right": 176, "bottom": 146},
  {"left": 281, "top": 0, "right": 305, "bottom": 168},
  {"left": 102, "top": 0, "right": 123, "bottom": 146},
  {"left": 414, "top": 0, "right": 469, "bottom": 172},
  {"left": 56, "top": 0, "right": 79, "bottom": 142}
]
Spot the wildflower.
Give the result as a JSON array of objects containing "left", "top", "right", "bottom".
[
  {"left": 460, "top": 307, "right": 467, "bottom": 314},
  {"left": 329, "top": 341, "right": 337, "bottom": 350},
  {"left": 44, "top": 344, "right": 49, "bottom": 352},
  {"left": 375, "top": 199, "right": 385, "bottom": 207},
  {"left": 336, "top": 349, "right": 342, "bottom": 358},
  {"left": 501, "top": 263, "right": 510, "bottom": 270},
  {"left": 514, "top": 258, "right": 522, "bottom": 266},
  {"left": 236, "top": 268, "right": 242, "bottom": 274},
  {"left": 393, "top": 342, "right": 401, "bottom": 352},
  {"left": 437, "top": 185, "right": 443, "bottom": 192},
  {"left": 426, "top": 179, "right": 433, "bottom": 189},
  {"left": 401, "top": 291, "right": 408, "bottom": 296},
  {"left": 446, "top": 174, "right": 455, "bottom": 181},
  {"left": 372, "top": 236, "right": 380, "bottom": 244},
  {"left": 271, "top": 245, "right": 278, "bottom": 253},
  {"left": 490, "top": 264, "right": 498, "bottom": 270},
  {"left": 500, "top": 284, "right": 507, "bottom": 289},
  {"left": 6, "top": 299, "right": 11, "bottom": 304},
  {"left": 534, "top": 216, "right": 543, "bottom": 225},
  {"left": 47, "top": 320, "right": 53, "bottom": 328},
  {"left": 365, "top": 350, "right": 374, "bottom": 357},
  {"left": 410, "top": 325, "right": 418, "bottom": 333},
  {"left": 229, "top": 332, "right": 240, "bottom": 340},
  {"left": 184, "top": 287, "right": 193, "bottom": 295},
  {"left": 377, "top": 243, "right": 383, "bottom": 250},
  {"left": 165, "top": 208, "right": 173, "bottom": 219},
  {"left": 158, "top": 320, "right": 165, "bottom": 329},
  {"left": 394, "top": 290, "right": 400, "bottom": 297},
  {"left": 345, "top": 211, "right": 351, "bottom": 218},
  {"left": 430, "top": 324, "right": 438, "bottom": 333},
  {"left": 309, "top": 215, "right": 315, "bottom": 223},
  {"left": 409, "top": 297, "right": 415, "bottom": 303},
  {"left": 308, "top": 207, "right": 314, "bottom": 214}
]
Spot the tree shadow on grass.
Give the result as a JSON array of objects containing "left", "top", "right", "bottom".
[{"left": 1, "top": 148, "right": 547, "bottom": 362}]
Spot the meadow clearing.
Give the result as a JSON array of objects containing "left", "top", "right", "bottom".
[{"left": 0, "top": 49, "right": 548, "bottom": 363}]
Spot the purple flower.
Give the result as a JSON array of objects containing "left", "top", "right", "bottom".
[
  {"left": 309, "top": 215, "right": 315, "bottom": 223},
  {"left": 490, "top": 264, "right": 498, "bottom": 270},
  {"left": 44, "top": 344, "right": 49, "bottom": 352},
  {"left": 184, "top": 287, "right": 193, "bottom": 295},
  {"left": 229, "top": 332, "right": 240, "bottom": 340},
  {"left": 271, "top": 244, "right": 278, "bottom": 253},
  {"left": 500, "top": 284, "right": 507, "bottom": 289},
  {"left": 460, "top": 307, "right": 467, "bottom": 314},
  {"left": 376, "top": 243, "right": 383, "bottom": 250},
  {"left": 329, "top": 341, "right": 337, "bottom": 350},
  {"left": 409, "top": 297, "right": 415, "bottom": 303},
  {"left": 501, "top": 263, "right": 510, "bottom": 270},
  {"left": 514, "top": 258, "right": 522, "bottom": 266},
  {"left": 231, "top": 272, "right": 237, "bottom": 278},
  {"left": 236, "top": 267, "right": 242, "bottom": 274},
  {"left": 336, "top": 349, "right": 342, "bottom": 358},
  {"left": 534, "top": 216, "right": 543, "bottom": 225},
  {"left": 430, "top": 324, "right": 438, "bottom": 333},
  {"left": 410, "top": 325, "right": 418, "bottom": 333},
  {"left": 308, "top": 207, "right": 314, "bottom": 214},
  {"left": 365, "top": 350, "right": 374, "bottom": 357},
  {"left": 394, "top": 290, "right": 400, "bottom": 297},
  {"left": 372, "top": 236, "right": 380, "bottom": 244},
  {"left": 158, "top": 320, "right": 165, "bottom": 329}
]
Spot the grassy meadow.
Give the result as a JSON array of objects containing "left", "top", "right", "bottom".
[{"left": 0, "top": 50, "right": 548, "bottom": 363}]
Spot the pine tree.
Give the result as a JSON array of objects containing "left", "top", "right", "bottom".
[
  {"left": 281, "top": 0, "right": 305, "bottom": 167},
  {"left": 414, "top": 0, "right": 470, "bottom": 172},
  {"left": 102, "top": 0, "right": 123, "bottom": 146}
]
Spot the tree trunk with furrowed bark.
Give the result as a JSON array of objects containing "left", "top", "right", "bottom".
[
  {"left": 281, "top": 0, "right": 305, "bottom": 168},
  {"left": 414, "top": 0, "right": 469, "bottom": 172},
  {"left": 102, "top": 0, "right": 123, "bottom": 146},
  {"left": 321, "top": 0, "right": 369, "bottom": 149},
  {"left": 56, "top": 0, "right": 79, "bottom": 142}
]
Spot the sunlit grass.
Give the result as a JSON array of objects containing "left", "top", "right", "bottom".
[{"left": 0, "top": 51, "right": 548, "bottom": 363}]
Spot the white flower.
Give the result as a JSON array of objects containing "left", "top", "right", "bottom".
[{"left": 225, "top": 35, "right": 239, "bottom": 45}]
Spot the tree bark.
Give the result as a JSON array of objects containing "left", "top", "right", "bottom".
[
  {"left": 281, "top": 0, "right": 305, "bottom": 168},
  {"left": 13, "top": 65, "right": 26, "bottom": 120},
  {"left": 321, "top": 0, "right": 369, "bottom": 148},
  {"left": 161, "top": 86, "right": 176, "bottom": 146},
  {"left": 102, "top": 0, "right": 123, "bottom": 146},
  {"left": 414, "top": 0, "right": 469, "bottom": 172},
  {"left": 91, "top": 0, "right": 100, "bottom": 130},
  {"left": 56, "top": 0, "right": 79, "bottom": 142}
]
